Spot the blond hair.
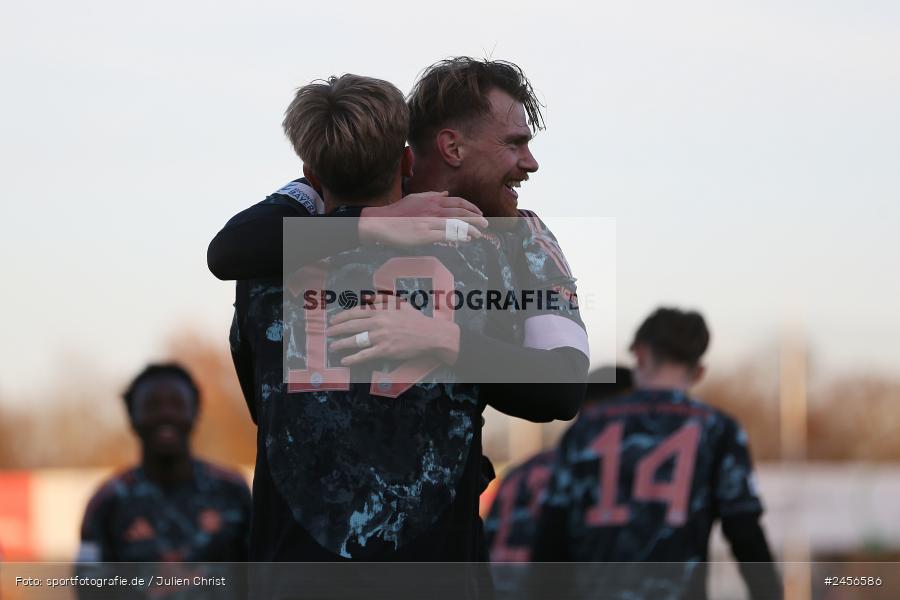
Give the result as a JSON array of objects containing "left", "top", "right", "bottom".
[{"left": 283, "top": 74, "right": 409, "bottom": 200}]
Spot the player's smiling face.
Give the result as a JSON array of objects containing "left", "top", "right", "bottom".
[
  {"left": 130, "top": 376, "right": 196, "bottom": 459},
  {"left": 457, "top": 88, "right": 539, "bottom": 218}
]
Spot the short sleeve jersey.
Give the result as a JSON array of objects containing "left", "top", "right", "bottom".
[
  {"left": 79, "top": 460, "right": 251, "bottom": 562},
  {"left": 506, "top": 210, "right": 587, "bottom": 357}
]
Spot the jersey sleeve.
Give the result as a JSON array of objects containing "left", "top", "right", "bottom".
[
  {"left": 713, "top": 418, "right": 764, "bottom": 518},
  {"left": 513, "top": 210, "right": 576, "bottom": 289},
  {"left": 207, "top": 179, "right": 362, "bottom": 281},
  {"left": 511, "top": 210, "right": 589, "bottom": 358}
]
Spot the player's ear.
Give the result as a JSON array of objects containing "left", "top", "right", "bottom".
[
  {"left": 631, "top": 344, "right": 649, "bottom": 370},
  {"left": 400, "top": 146, "right": 414, "bottom": 178},
  {"left": 435, "top": 129, "right": 464, "bottom": 168},
  {"left": 302, "top": 166, "right": 322, "bottom": 193},
  {"left": 689, "top": 363, "right": 706, "bottom": 386}
]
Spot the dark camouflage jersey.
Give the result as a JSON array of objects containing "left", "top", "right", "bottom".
[
  {"left": 509, "top": 210, "right": 585, "bottom": 355},
  {"left": 484, "top": 450, "right": 555, "bottom": 562},
  {"left": 512, "top": 210, "right": 576, "bottom": 292},
  {"left": 230, "top": 191, "right": 587, "bottom": 561},
  {"left": 542, "top": 389, "right": 762, "bottom": 561},
  {"left": 536, "top": 389, "right": 762, "bottom": 599},
  {"left": 78, "top": 460, "right": 251, "bottom": 563},
  {"left": 235, "top": 228, "right": 520, "bottom": 559}
]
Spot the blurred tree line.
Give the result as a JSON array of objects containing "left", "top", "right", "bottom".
[
  {"left": 699, "top": 356, "right": 900, "bottom": 462},
  {"left": 1, "top": 335, "right": 899, "bottom": 468},
  {"left": 0, "top": 329, "right": 255, "bottom": 469}
]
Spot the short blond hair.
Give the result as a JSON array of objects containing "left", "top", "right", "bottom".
[{"left": 283, "top": 74, "right": 409, "bottom": 200}]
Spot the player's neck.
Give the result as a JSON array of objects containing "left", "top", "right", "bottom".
[
  {"left": 141, "top": 452, "right": 193, "bottom": 488},
  {"left": 635, "top": 371, "right": 693, "bottom": 394},
  {"left": 405, "top": 164, "right": 452, "bottom": 196},
  {"left": 634, "top": 357, "right": 700, "bottom": 393},
  {"left": 638, "top": 382, "right": 691, "bottom": 394},
  {"left": 322, "top": 180, "right": 402, "bottom": 213}
]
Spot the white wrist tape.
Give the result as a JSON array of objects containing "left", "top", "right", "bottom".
[{"left": 444, "top": 218, "right": 469, "bottom": 242}]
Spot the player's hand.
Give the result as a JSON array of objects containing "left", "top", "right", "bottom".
[
  {"left": 327, "top": 295, "right": 460, "bottom": 366},
  {"left": 358, "top": 192, "right": 488, "bottom": 246}
]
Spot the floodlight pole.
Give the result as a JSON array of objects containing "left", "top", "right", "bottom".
[{"left": 780, "top": 327, "right": 810, "bottom": 600}]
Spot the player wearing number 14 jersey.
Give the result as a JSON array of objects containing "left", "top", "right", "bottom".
[{"left": 533, "top": 308, "right": 780, "bottom": 600}]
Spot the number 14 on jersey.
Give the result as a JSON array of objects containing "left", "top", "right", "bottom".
[{"left": 586, "top": 422, "right": 700, "bottom": 528}]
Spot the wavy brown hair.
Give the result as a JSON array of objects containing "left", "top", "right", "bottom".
[{"left": 407, "top": 57, "right": 545, "bottom": 154}]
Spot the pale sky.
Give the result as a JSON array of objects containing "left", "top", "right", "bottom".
[{"left": 1, "top": 0, "right": 899, "bottom": 398}]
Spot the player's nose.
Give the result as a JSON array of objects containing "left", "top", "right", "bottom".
[{"left": 520, "top": 146, "right": 539, "bottom": 173}]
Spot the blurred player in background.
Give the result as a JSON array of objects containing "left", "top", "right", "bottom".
[
  {"left": 533, "top": 308, "right": 780, "bottom": 600},
  {"left": 484, "top": 366, "right": 633, "bottom": 563},
  {"left": 78, "top": 364, "right": 251, "bottom": 563}
]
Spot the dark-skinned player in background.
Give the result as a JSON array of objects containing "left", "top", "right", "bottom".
[
  {"left": 532, "top": 308, "right": 781, "bottom": 600},
  {"left": 484, "top": 366, "right": 633, "bottom": 563},
  {"left": 77, "top": 364, "right": 251, "bottom": 599}
]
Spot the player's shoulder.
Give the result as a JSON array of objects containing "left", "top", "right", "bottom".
[
  {"left": 574, "top": 389, "right": 719, "bottom": 427},
  {"left": 576, "top": 389, "right": 647, "bottom": 420},
  {"left": 554, "top": 405, "right": 606, "bottom": 450},
  {"left": 264, "top": 178, "right": 324, "bottom": 215},
  {"left": 222, "top": 179, "right": 322, "bottom": 232},
  {"left": 505, "top": 449, "right": 556, "bottom": 480},
  {"left": 96, "top": 466, "right": 141, "bottom": 495},
  {"left": 84, "top": 467, "right": 139, "bottom": 515},
  {"left": 514, "top": 209, "right": 555, "bottom": 240},
  {"left": 681, "top": 394, "right": 743, "bottom": 428},
  {"left": 515, "top": 208, "right": 542, "bottom": 221},
  {"left": 514, "top": 209, "right": 565, "bottom": 240},
  {"left": 526, "top": 448, "right": 556, "bottom": 468},
  {"left": 195, "top": 459, "right": 250, "bottom": 492},
  {"left": 701, "top": 403, "right": 755, "bottom": 453},
  {"left": 670, "top": 394, "right": 753, "bottom": 452},
  {"left": 508, "top": 209, "right": 574, "bottom": 284}
]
